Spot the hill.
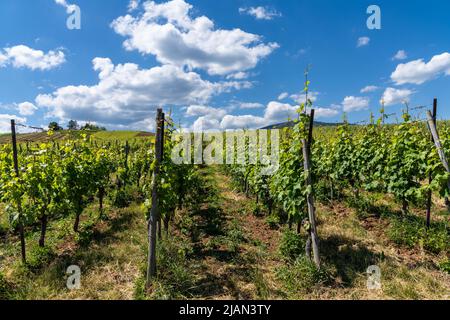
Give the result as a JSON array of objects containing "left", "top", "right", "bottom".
[{"left": 0, "top": 130, "right": 155, "bottom": 145}]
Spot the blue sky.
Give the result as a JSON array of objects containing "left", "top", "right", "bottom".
[{"left": 0, "top": 0, "right": 449, "bottom": 133}]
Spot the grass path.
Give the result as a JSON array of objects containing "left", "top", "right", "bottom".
[{"left": 181, "top": 167, "right": 283, "bottom": 300}]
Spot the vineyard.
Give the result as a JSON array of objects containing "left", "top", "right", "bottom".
[{"left": 0, "top": 102, "right": 449, "bottom": 300}]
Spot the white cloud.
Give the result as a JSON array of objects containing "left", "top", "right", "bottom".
[
  {"left": 17, "top": 102, "right": 38, "bottom": 116},
  {"left": 239, "top": 102, "right": 264, "bottom": 109},
  {"left": 226, "top": 72, "right": 249, "bottom": 80},
  {"left": 190, "top": 101, "right": 339, "bottom": 131},
  {"left": 391, "top": 52, "right": 450, "bottom": 85},
  {"left": 239, "top": 6, "right": 281, "bottom": 20},
  {"left": 111, "top": 0, "right": 279, "bottom": 76},
  {"left": 357, "top": 37, "right": 370, "bottom": 47},
  {"left": 290, "top": 91, "right": 319, "bottom": 104},
  {"left": 393, "top": 50, "right": 407, "bottom": 61},
  {"left": 278, "top": 92, "right": 289, "bottom": 100},
  {"left": 220, "top": 114, "right": 266, "bottom": 130},
  {"left": 0, "top": 45, "right": 65, "bottom": 71},
  {"left": 54, "top": 0, "right": 77, "bottom": 14},
  {"left": 360, "top": 85, "right": 379, "bottom": 93},
  {"left": 186, "top": 105, "right": 226, "bottom": 120},
  {"left": 342, "top": 96, "right": 370, "bottom": 112},
  {"left": 35, "top": 58, "right": 247, "bottom": 129},
  {"left": 381, "top": 87, "right": 414, "bottom": 106},
  {"left": 128, "top": 0, "right": 140, "bottom": 12},
  {"left": 0, "top": 114, "right": 27, "bottom": 133},
  {"left": 192, "top": 116, "right": 221, "bottom": 132}
]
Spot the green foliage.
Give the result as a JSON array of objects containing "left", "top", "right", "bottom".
[
  {"left": 438, "top": 259, "right": 450, "bottom": 274},
  {"left": 388, "top": 216, "right": 449, "bottom": 254},
  {"left": 27, "top": 246, "right": 55, "bottom": 271},
  {"left": 0, "top": 272, "right": 12, "bottom": 300},
  {"left": 265, "top": 214, "right": 280, "bottom": 229},
  {"left": 276, "top": 256, "right": 329, "bottom": 295},
  {"left": 150, "top": 237, "right": 195, "bottom": 299},
  {"left": 279, "top": 229, "right": 306, "bottom": 260}
]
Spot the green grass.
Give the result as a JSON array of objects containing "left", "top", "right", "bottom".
[
  {"left": 388, "top": 215, "right": 449, "bottom": 254},
  {"left": 92, "top": 131, "right": 154, "bottom": 142},
  {"left": 0, "top": 130, "right": 154, "bottom": 145}
]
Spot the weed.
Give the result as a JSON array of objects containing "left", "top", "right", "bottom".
[
  {"left": 279, "top": 229, "right": 306, "bottom": 261},
  {"left": 438, "top": 259, "right": 450, "bottom": 274},
  {"left": 388, "top": 216, "right": 449, "bottom": 254},
  {"left": 27, "top": 246, "right": 56, "bottom": 272},
  {"left": 265, "top": 214, "right": 280, "bottom": 230},
  {"left": 276, "top": 256, "right": 329, "bottom": 296}
]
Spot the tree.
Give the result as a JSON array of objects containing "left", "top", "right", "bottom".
[
  {"left": 68, "top": 120, "right": 79, "bottom": 131},
  {"left": 48, "top": 122, "right": 63, "bottom": 131},
  {"left": 81, "top": 123, "right": 107, "bottom": 131}
]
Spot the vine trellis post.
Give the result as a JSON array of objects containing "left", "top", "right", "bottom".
[
  {"left": 426, "top": 99, "right": 437, "bottom": 228},
  {"left": 10, "top": 119, "right": 27, "bottom": 264},
  {"left": 302, "top": 109, "right": 320, "bottom": 268},
  {"left": 426, "top": 109, "right": 450, "bottom": 218},
  {"left": 146, "top": 108, "right": 165, "bottom": 287}
]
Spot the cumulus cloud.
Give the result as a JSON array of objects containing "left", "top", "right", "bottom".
[
  {"left": 128, "top": 0, "right": 140, "bottom": 12},
  {"left": 239, "top": 102, "right": 265, "bottom": 109},
  {"left": 239, "top": 6, "right": 281, "bottom": 20},
  {"left": 111, "top": 0, "right": 279, "bottom": 76},
  {"left": 393, "top": 50, "right": 407, "bottom": 61},
  {"left": 0, "top": 114, "right": 27, "bottom": 133},
  {"left": 35, "top": 58, "right": 247, "bottom": 129},
  {"left": 278, "top": 92, "right": 288, "bottom": 100},
  {"left": 381, "top": 87, "right": 414, "bottom": 106},
  {"left": 0, "top": 45, "right": 65, "bottom": 71},
  {"left": 226, "top": 72, "right": 249, "bottom": 80},
  {"left": 17, "top": 102, "right": 38, "bottom": 116},
  {"left": 391, "top": 52, "right": 450, "bottom": 85},
  {"left": 290, "top": 91, "right": 319, "bottom": 104},
  {"left": 360, "top": 85, "right": 379, "bottom": 93},
  {"left": 190, "top": 101, "right": 339, "bottom": 131},
  {"left": 186, "top": 105, "right": 226, "bottom": 120},
  {"left": 357, "top": 37, "right": 370, "bottom": 47},
  {"left": 342, "top": 96, "right": 370, "bottom": 112}
]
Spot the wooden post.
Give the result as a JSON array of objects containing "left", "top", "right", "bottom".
[
  {"left": 301, "top": 110, "right": 320, "bottom": 268},
  {"left": 124, "top": 140, "right": 130, "bottom": 169},
  {"left": 426, "top": 110, "right": 450, "bottom": 204},
  {"left": 426, "top": 99, "right": 437, "bottom": 228},
  {"left": 147, "top": 109, "right": 164, "bottom": 286},
  {"left": 11, "top": 120, "right": 26, "bottom": 264}
]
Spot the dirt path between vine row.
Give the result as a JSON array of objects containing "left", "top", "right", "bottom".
[{"left": 187, "top": 168, "right": 284, "bottom": 300}]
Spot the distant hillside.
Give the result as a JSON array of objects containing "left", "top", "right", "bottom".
[
  {"left": 262, "top": 121, "right": 343, "bottom": 130},
  {"left": 0, "top": 130, "right": 155, "bottom": 145}
]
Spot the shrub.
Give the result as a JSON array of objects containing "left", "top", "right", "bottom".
[{"left": 27, "top": 246, "right": 55, "bottom": 271}]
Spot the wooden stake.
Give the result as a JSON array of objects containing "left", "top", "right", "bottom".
[
  {"left": 147, "top": 109, "right": 164, "bottom": 286},
  {"left": 301, "top": 110, "right": 320, "bottom": 268},
  {"left": 10, "top": 120, "right": 26, "bottom": 264},
  {"left": 426, "top": 99, "right": 437, "bottom": 228}
]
